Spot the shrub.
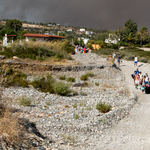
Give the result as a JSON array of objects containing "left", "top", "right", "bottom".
[
  {"left": 6, "top": 67, "right": 14, "bottom": 76},
  {"left": 19, "top": 96, "right": 31, "bottom": 106},
  {"left": 80, "top": 91, "right": 87, "bottom": 96},
  {"left": 95, "top": 82, "right": 99, "bottom": 86},
  {"left": 83, "top": 82, "right": 88, "bottom": 87},
  {"left": 31, "top": 74, "right": 55, "bottom": 94},
  {"left": 67, "top": 77, "right": 75, "bottom": 82},
  {"left": 73, "top": 91, "right": 78, "bottom": 96},
  {"left": 59, "top": 75, "right": 66, "bottom": 80},
  {"left": 0, "top": 68, "right": 29, "bottom": 88},
  {"left": 124, "top": 54, "right": 135, "bottom": 60},
  {"left": 64, "top": 43, "right": 75, "bottom": 54},
  {"left": 106, "top": 44, "right": 119, "bottom": 50},
  {"left": 96, "top": 102, "right": 112, "bottom": 113},
  {"left": 117, "top": 41, "right": 129, "bottom": 46},
  {"left": 142, "top": 43, "right": 150, "bottom": 48},
  {"left": 72, "top": 103, "right": 77, "bottom": 108},
  {"left": 86, "top": 72, "right": 94, "bottom": 77},
  {"left": 80, "top": 75, "right": 88, "bottom": 81},
  {"left": 74, "top": 114, "right": 80, "bottom": 119},
  {"left": 86, "top": 43, "right": 92, "bottom": 49},
  {"left": 53, "top": 81, "right": 71, "bottom": 96},
  {"left": 139, "top": 57, "right": 148, "bottom": 63}
]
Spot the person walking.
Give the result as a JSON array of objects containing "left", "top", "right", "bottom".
[
  {"left": 75, "top": 47, "right": 78, "bottom": 54},
  {"left": 113, "top": 52, "right": 116, "bottom": 61},
  {"left": 134, "top": 72, "right": 140, "bottom": 89},
  {"left": 145, "top": 73, "right": 149, "bottom": 85},
  {"left": 134, "top": 55, "right": 138, "bottom": 67},
  {"left": 117, "top": 54, "right": 121, "bottom": 67},
  {"left": 141, "top": 75, "right": 146, "bottom": 93}
]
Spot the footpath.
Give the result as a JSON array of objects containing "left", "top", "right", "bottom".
[{"left": 91, "top": 60, "right": 150, "bottom": 150}]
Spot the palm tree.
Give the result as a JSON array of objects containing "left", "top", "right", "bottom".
[{"left": 139, "top": 27, "right": 149, "bottom": 45}]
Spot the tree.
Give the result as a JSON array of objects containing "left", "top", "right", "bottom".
[
  {"left": 122, "top": 19, "right": 137, "bottom": 43},
  {"left": 0, "top": 28, "right": 16, "bottom": 39},
  {"left": 97, "top": 32, "right": 109, "bottom": 41},
  {"left": 139, "top": 27, "right": 149, "bottom": 45},
  {"left": 6, "top": 19, "right": 22, "bottom": 31}
]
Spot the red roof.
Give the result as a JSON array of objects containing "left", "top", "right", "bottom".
[
  {"left": 4, "top": 35, "right": 16, "bottom": 37},
  {"left": 23, "top": 33, "right": 66, "bottom": 39}
]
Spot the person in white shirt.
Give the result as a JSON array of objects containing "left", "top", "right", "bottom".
[
  {"left": 75, "top": 47, "right": 78, "bottom": 54},
  {"left": 134, "top": 55, "right": 138, "bottom": 67}
]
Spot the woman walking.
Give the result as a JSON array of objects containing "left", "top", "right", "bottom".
[{"left": 134, "top": 55, "right": 138, "bottom": 67}]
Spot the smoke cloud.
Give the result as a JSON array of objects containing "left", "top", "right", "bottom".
[{"left": 0, "top": 0, "right": 150, "bottom": 30}]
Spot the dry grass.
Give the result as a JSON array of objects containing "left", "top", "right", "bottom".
[
  {"left": 0, "top": 103, "right": 45, "bottom": 149},
  {"left": 0, "top": 104, "right": 29, "bottom": 149},
  {"left": 118, "top": 88, "right": 130, "bottom": 96},
  {"left": 101, "top": 83, "right": 115, "bottom": 89}
]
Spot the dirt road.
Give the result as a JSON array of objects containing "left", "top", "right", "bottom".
[{"left": 92, "top": 60, "right": 150, "bottom": 150}]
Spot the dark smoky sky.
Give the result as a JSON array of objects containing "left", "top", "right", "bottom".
[{"left": 0, "top": 0, "right": 150, "bottom": 30}]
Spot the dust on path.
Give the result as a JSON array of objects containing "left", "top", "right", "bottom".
[{"left": 93, "top": 60, "right": 150, "bottom": 150}]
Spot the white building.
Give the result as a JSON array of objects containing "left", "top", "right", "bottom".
[
  {"left": 67, "top": 29, "right": 73, "bottom": 32},
  {"left": 86, "top": 31, "right": 93, "bottom": 35},
  {"left": 81, "top": 38, "right": 89, "bottom": 45},
  {"left": 80, "top": 29, "right": 86, "bottom": 32},
  {"left": 105, "top": 34, "right": 120, "bottom": 44}
]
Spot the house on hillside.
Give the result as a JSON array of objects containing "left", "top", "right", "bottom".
[
  {"left": 80, "top": 29, "right": 86, "bottom": 32},
  {"left": 86, "top": 31, "right": 93, "bottom": 35},
  {"left": 3, "top": 34, "right": 16, "bottom": 47},
  {"left": 105, "top": 34, "right": 120, "bottom": 44},
  {"left": 67, "top": 28, "right": 73, "bottom": 32},
  {"left": 23, "top": 33, "right": 66, "bottom": 42}
]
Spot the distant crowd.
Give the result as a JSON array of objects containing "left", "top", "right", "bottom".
[
  {"left": 109, "top": 52, "right": 121, "bottom": 67},
  {"left": 74, "top": 45, "right": 90, "bottom": 54},
  {"left": 131, "top": 55, "right": 150, "bottom": 94}
]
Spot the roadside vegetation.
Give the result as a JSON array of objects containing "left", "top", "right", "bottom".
[
  {"left": 0, "top": 41, "right": 74, "bottom": 61},
  {"left": 92, "top": 46, "right": 150, "bottom": 63}
]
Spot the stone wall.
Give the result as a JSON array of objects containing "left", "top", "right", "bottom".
[{"left": 0, "top": 61, "right": 105, "bottom": 72}]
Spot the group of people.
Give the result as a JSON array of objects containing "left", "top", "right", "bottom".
[
  {"left": 109, "top": 52, "right": 121, "bottom": 67},
  {"left": 132, "top": 68, "right": 150, "bottom": 93},
  {"left": 75, "top": 45, "right": 90, "bottom": 54}
]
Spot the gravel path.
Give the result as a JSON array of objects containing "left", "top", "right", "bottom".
[{"left": 88, "top": 60, "right": 150, "bottom": 150}]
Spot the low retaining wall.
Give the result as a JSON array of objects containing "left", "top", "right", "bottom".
[{"left": 0, "top": 61, "right": 105, "bottom": 72}]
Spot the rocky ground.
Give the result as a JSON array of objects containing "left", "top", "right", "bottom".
[{"left": 0, "top": 53, "right": 137, "bottom": 150}]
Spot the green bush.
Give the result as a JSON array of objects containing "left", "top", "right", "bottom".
[
  {"left": 1, "top": 68, "right": 29, "bottom": 88},
  {"left": 31, "top": 74, "right": 55, "bottom": 94},
  {"left": 53, "top": 81, "right": 71, "bottom": 96},
  {"left": 86, "top": 72, "right": 94, "bottom": 77},
  {"left": 95, "top": 82, "right": 99, "bottom": 86},
  {"left": 143, "top": 43, "right": 150, "bottom": 48},
  {"left": 19, "top": 96, "right": 31, "bottom": 106},
  {"left": 67, "top": 77, "right": 75, "bottom": 82},
  {"left": 106, "top": 44, "right": 119, "bottom": 50},
  {"left": 117, "top": 41, "right": 129, "bottom": 46},
  {"left": 59, "top": 75, "right": 66, "bottom": 80},
  {"left": 96, "top": 102, "right": 112, "bottom": 113},
  {"left": 74, "top": 114, "right": 80, "bottom": 119},
  {"left": 64, "top": 43, "right": 75, "bottom": 54},
  {"left": 80, "top": 75, "right": 88, "bottom": 81},
  {"left": 86, "top": 43, "right": 92, "bottom": 49}
]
